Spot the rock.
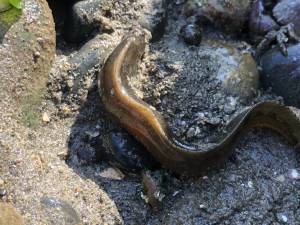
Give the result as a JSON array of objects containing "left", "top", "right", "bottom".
[
  {"left": 0, "top": 188, "right": 7, "bottom": 197},
  {"left": 207, "top": 40, "right": 259, "bottom": 100},
  {"left": 142, "top": 170, "right": 166, "bottom": 210},
  {"left": 99, "top": 167, "right": 125, "bottom": 180},
  {"left": 0, "top": 203, "right": 25, "bottom": 225},
  {"left": 288, "top": 169, "right": 300, "bottom": 180},
  {"left": 68, "top": 34, "right": 113, "bottom": 76},
  {"left": 40, "top": 197, "right": 82, "bottom": 225},
  {"left": 0, "top": 0, "right": 55, "bottom": 126},
  {"left": 184, "top": 0, "right": 252, "bottom": 33},
  {"left": 260, "top": 43, "right": 300, "bottom": 108},
  {"left": 63, "top": 0, "right": 112, "bottom": 43},
  {"left": 137, "top": 0, "right": 168, "bottom": 42},
  {"left": 42, "top": 112, "right": 50, "bottom": 123},
  {"left": 273, "top": 0, "right": 300, "bottom": 36},
  {"left": 96, "top": 128, "right": 158, "bottom": 172},
  {"left": 186, "top": 127, "right": 196, "bottom": 138},
  {"left": 48, "top": 34, "right": 117, "bottom": 107},
  {"left": 180, "top": 24, "right": 202, "bottom": 46},
  {"left": 275, "top": 174, "right": 285, "bottom": 182}
]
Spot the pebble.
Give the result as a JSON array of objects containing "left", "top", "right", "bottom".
[
  {"left": 224, "top": 97, "right": 237, "bottom": 114},
  {"left": 0, "top": 177, "right": 4, "bottom": 186},
  {"left": 99, "top": 167, "right": 125, "bottom": 180},
  {"left": 247, "top": 181, "right": 254, "bottom": 188},
  {"left": 180, "top": 24, "right": 202, "bottom": 46},
  {"left": 0, "top": 188, "right": 7, "bottom": 197},
  {"left": 277, "top": 213, "right": 288, "bottom": 223},
  {"left": 288, "top": 169, "right": 300, "bottom": 180},
  {"left": 42, "top": 112, "right": 50, "bottom": 123},
  {"left": 186, "top": 127, "right": 196, "bottom": 138},
  {"left": 275, "top": 175, "right": 285, "bottom": 182}
]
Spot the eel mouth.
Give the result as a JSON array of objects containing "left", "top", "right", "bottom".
[{"left": 99, "top": 33, "right": 300, "bottom": 175}]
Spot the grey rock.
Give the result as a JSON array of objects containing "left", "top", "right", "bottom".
[
  {"left": 260, "top": 43, "right": 300, "bottom": 108},
  {"left": 137, "top": 0, "right": 168, "bottom": 42},
  {"left": 273, "top": 0, "right": 300, "bottom": 36},
  {"left": 63, "top": 0, "right": 111, "bottom": 43}
]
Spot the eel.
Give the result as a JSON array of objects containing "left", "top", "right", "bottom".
[{"left": 98, "top": 34, "right": 300, "bottom": 175}]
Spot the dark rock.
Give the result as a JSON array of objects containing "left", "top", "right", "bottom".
[
  {"left": 48, "top": 34, "right": 116, "bottom": 108},
  {"left": 138, "top": 0, "right": 168, "bottom": 42},
  {"left": 96, "top": 128, "right": 159, "bottom": 172},
  {"left": 260, "top": 43, "right": 300, "bottom": 108},
  {"left": 180, "top": 24, "right": 202, "bottom": 46},
  {"left": 68, "top": 34, "right": 111, "bottom": 76},
  {"left": 0, "top": 188, "right": 7, "bottom": 198},
  {"left": 63, "top": 0, "right": 111, "bottom": 43},
  {"left": 184, "top": 0, "right": 251, "bottom": 34}
]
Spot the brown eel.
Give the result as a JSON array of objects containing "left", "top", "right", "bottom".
[{"left": 98, "top": 34, "right": 300, "bottom": 175}]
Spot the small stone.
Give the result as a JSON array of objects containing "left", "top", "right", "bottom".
[
  {"left": 186, "top": 127, "right": 196, "bottom": 138},
  {"left": 66, "top": 79, "right": 74, "bottom": 89},
  {"left": 142, "top": 170, "right": 166, "bottom": 210},
  {"left": 247, "top": 181, "right": 253, "bottom": 188},
  {"left": 224, "top": 97, "right": 237, "bottom": 114},
  {"left": 0, "top": 188, "right": 7, "bottom": 197},
  {"left": 172, "top": 191, "right": 180, "bottom": 197},
  {"left": 85, "top": 130, "right": 100, "bottom": 138},
  {"left": 288, "top": 169, "right": 300, "bottom": 180},
  {"left": 199, "top": 204, "right": 206, "bottom": 209},
  {"left": 275, "top": 175, "right": 285, "bottom": 182},
  {"left": 180, "top": 24, "right": 202, "bottom": 46},
  {"left": 42, "top": 112, "right": 50, "bottom": 123},
  {"left": 277, "top": 213, "right": 288, "bottom": 223},
  {"left": 99, "top": 167, "right": 125, "bottom": 180},
  {"left": 0, "top": 178, "right": 4, "bottom": 186},
  {"left": 33, "top": 51, "right": 40, "bottom": 58},
  {"left": 207, "top": 117, "right": 221, "bottom": 126},
  {"left": 57, "top": 151, "right": 69, "bottom": 160},
  {"left": 61, "top": 105, "right": 71, "bottom": 114}
]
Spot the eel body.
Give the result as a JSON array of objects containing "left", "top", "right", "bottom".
[{"left": 99, "top": 34, "right": 300, "bottom": 175}]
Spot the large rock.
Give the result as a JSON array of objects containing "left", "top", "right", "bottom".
[
  {"left": 184, "top": 0, "right": 251, "bottom": 33},
  {"left": 48, "top": 33, "right": 120, "bottom": 110},
  {"left": 137, "top": 0, "right": 168, "bottom": 42},
  {"left": 205, "top": 40, "right": 259, "bottom": 100},
  {"left": 260, "top": 43, "right": 300, "bottom": 108},
  {"left": 0, "top": 0, "right": 55, "bottom": 126},
  {"left": 63, "top": 0, "right": 110, "bottom": 43},
  {"left": 273, "top": 0, "right": 300, "bottom": 36}
]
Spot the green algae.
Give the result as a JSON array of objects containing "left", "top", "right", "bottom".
[{"left": 0, "top": 7, "right": 21, "bottom": 42}]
